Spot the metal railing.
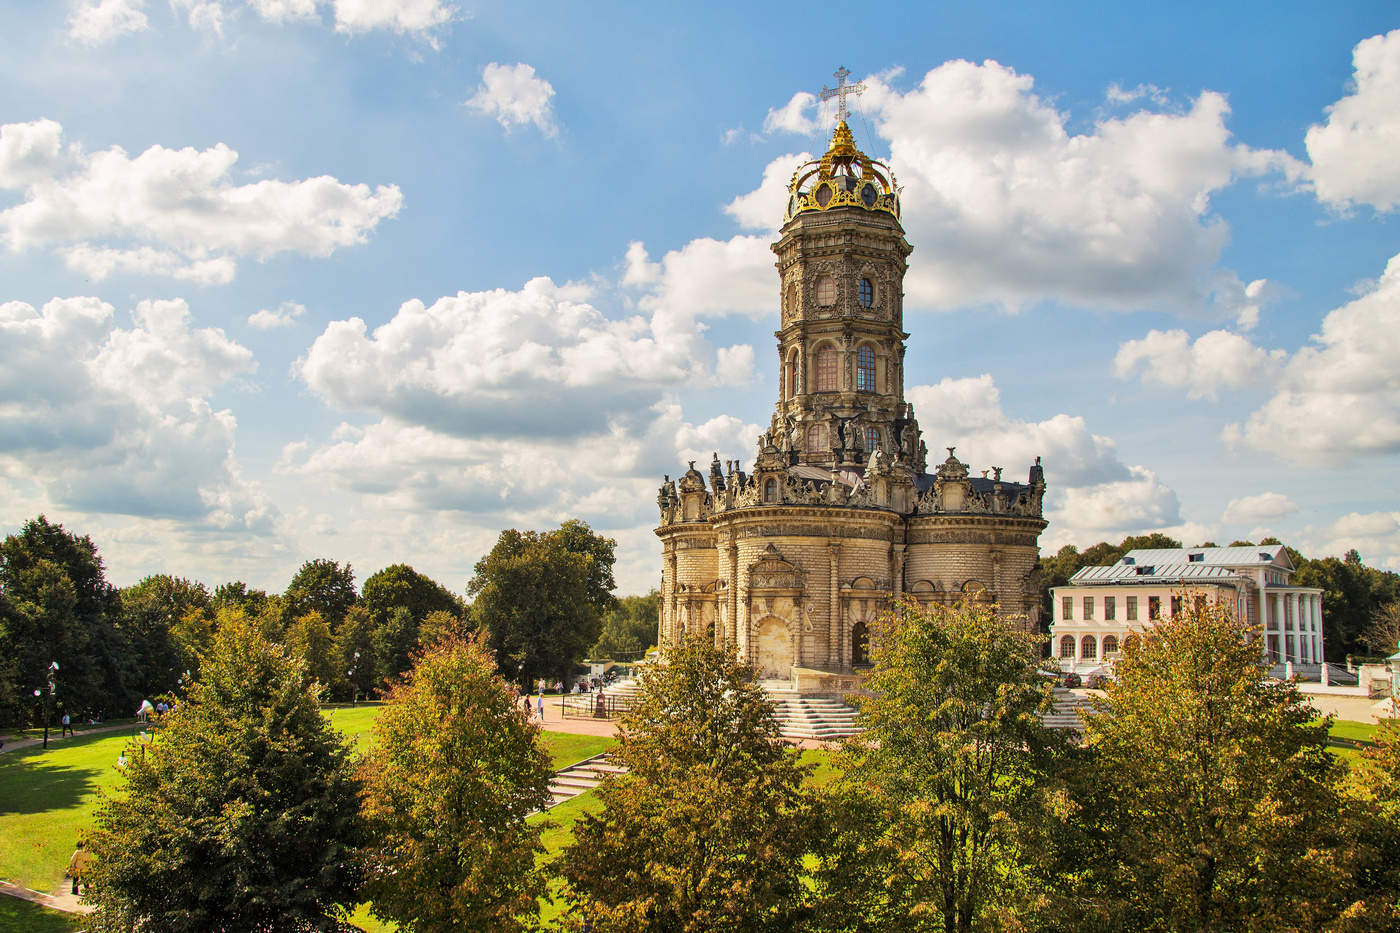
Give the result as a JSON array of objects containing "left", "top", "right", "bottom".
[{"left": 561, "top": 693, "right": 632, "bottom": 720}]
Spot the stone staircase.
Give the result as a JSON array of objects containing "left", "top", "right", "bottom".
[
  {"left": 1043, "top": 688, "right": 1095, "bottom": 732},
  {"left": 763, "top": 683, "right": 862, "bottom": 741},
  {"left": 546, "top": 752, "right": 625, "bottom": 809}
]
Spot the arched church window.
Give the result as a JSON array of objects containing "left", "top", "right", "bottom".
[
  {"left": 858, "top": 278, "right": 873, "bottom": 307},
  {"left": 857, "top": 345, "right": 876, "bottom": 392},
  {"left": 806, "top": 423, "right": 827, "bottom": 454},
  {"left": 1060, "top": 635, "right": 1075, "bottom": 658},
  {"left": 764, "top": 478, "right": 778, "bottom": 503},
  {"left": 815, "top": 275, "right": 836, "bottom": 306},
  {"left": 864, "top": 426, "right": 880, "bottom": 453},
  {"left": 786, "top": 349, "right": 798, "bottom": 398},
  {"left": 815, "top": 346, "right": 837, "bottom": 392}
]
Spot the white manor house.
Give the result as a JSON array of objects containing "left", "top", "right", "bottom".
[{"left": 1050, "top": 544, "right": 1325, "bottom": 677}]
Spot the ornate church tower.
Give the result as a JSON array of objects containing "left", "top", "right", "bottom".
[
  {"left": 655, "top": 69, "right": 1048, "bottom": 692},
  {"left": 771, "top": 118, "right": 925, "bottom": 472}
]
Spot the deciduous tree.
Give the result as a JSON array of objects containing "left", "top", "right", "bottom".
[
  {"left": 561, "top": 635, "right": 815, "bottom": 932},
  {"left": 469, "top": 520, "right": 616, "bottom": 686},
  {"left": 813, "top": 600, "right": 1067, "bottom": 933},
  {"left": 285, "top": 558, "right": 357, "bottom": 630},
  {"left": 591, "top": 590, "right": 660, "bottom": 659},
  {"left": 84, "top": 617, "right": 362, "bottom": 932},
  {"left": 1075, "top": 598, "right": 1354, "bottom": 931},
  {"left": 358, "top": 634, "right": 552, "bottom": 932}
]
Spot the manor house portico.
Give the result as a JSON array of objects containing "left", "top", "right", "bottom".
[
  {"left": 1050, "top": 544, "right": 1325, "bottom": 677},
  {"left": 654, "top": 83, "right": 1048, "bottom": 694}
]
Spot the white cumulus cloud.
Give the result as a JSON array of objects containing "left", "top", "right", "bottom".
[
  {"left": 67, "top": 0, "right": 149, "bottom": 45},
  {"left": 908, "top": 373, "right": 1184, "bottom": 547},
  {"left": 0, "top": 119, "right": 402, "bottom": 284},
  {"left": 466, "top": 63, "right": 559, "bottom": 137},
  {"left": 1114, "top": 327, "right": 1285, "bottom": 400},
  {"left": 0, "top": 295, "right": 272, "bottom": 531},
  {"left": 1222, "top": 492, "right": 1298, "bottom": 525},
  {"left": 248, "top": 300, "right": 306, "bottom": 329},
  {"left": 1306, "top": 29, "right": 1400, "bottom": 212},
  {"left": 764, "top": 61, "right": 1302, "bottom": 314},
  {"left": 1224, "top": 251, "right": 1400, "bottom": 464}
]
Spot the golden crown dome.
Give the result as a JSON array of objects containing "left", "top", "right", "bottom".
[{"left": 784, "top": 121, "right": 900, "bottom": 223}]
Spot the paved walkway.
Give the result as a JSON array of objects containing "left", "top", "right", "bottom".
[
  {"left": 0, "top": 722, "right": 138, "bottom": 755},
  {"left": 0, "top": 878, "right": 92, "bottom": 915}
]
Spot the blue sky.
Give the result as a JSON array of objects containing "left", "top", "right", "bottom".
[{"left": 1, "top": 0, "right": 1397, "bottom": 597}]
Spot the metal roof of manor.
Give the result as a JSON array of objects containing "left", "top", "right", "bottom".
[
  {"left": 1070, "top": 562, "right": 1244, "bottom": 585},
  {"left": 1067, "top": 544, "right": 1290, "bottom": 587}
]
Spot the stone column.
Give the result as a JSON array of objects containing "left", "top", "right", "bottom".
[
  {"left": 892, "top": 542, "right": 905, "bottom": 603},
  {"left": 828, "top": 541, "right": 841, "bottom": 671},
  {"left": 665, "top": 549, "right": 678, "bottom": 646},
  {"left": 1313, "top": 593, "right": 1324, "bottom": 663},
  {"left": 1269, "top": 591, "right": 1281, "bottom": 659},
  {"left": 727, "top": 541, "right": 739, "bottom": 649}
]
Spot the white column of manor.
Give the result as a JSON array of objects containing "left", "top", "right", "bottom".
[{"left": 1049, "top": 544, "right": 1326, "bottom": 677}]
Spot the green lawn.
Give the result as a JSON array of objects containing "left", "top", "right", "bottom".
[
  {"left": 0, "top": 897, "right": 84, "bottom": 932},
  {"left": 0, "top": 702, "right": 613, "bottom": 898}
]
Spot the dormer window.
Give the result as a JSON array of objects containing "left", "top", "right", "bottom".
[
  {"left": 1188, "top": 553, "right": 1203, "bottom": 562},
  {"left": 764, "top": 478, "right": 778, "bottom": 503},
  {"left": 1259, "top": 552, "right": 1271, "bottom": 562},
  {"left": 1135, "top": 565, "right": 1154, "bottom": 575},
  {"left": 1123, "top": 556, "right": 1135, "bottom": 566}
]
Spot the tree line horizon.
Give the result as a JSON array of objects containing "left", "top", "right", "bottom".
[{"left": 1, "top": 513, "right": 1396, "bottom": 727}]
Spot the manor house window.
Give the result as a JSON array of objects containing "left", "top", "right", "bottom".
[
  {"left": 1170, "top": 596, "right": 1183, "bottom": 617},
  {"left": 1081, "top": 636, "right": 1097, "bottom": 659},
  {"left": 1062, "top": 596, "right": 1073, "bottom": 621},
  {"left": 1103, "top": 634, "right": 1119, "bottom": 655},
  {"left": 1083, "top": 596, "right": 1095, "bottom": 620},
  {"left": 1126, "top": 596, "right": 1138, "bottom": 621},
  {"left": 857, "top": 345, "right": 876, "bottom": 392},
  {"left": 1060, "top": 635, "right": 1075, "bottom": 658},
  {"left": 1149, "top": 596, "right": 1162, "bottom": 620},
  {"left": 1104, "top": 596, "right": 1116, "bottom": 620}
]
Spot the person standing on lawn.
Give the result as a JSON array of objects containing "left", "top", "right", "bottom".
[{"left": 67, "top": 839, "right": 92, "bottom": 896}]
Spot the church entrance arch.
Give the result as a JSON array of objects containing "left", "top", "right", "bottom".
[
  {"left": 755, "top": 617, "right": 793, "bottom": 680},
  {"left": 851, "top": 620, "right": 870, "bottom": 667}
]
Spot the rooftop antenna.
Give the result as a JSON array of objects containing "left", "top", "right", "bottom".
[{"left": 819, "top": 66, "right": 865, "bottom": 125}]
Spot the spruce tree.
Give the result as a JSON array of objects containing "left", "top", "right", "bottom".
[{"left": 83, "top": 618, "right": 362, "bottom": 932}]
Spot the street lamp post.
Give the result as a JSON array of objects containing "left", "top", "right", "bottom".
[
  {"left": 39, "top": 661, "right": 59, "bottom": 749},
  {"left": 348, "top": 652, "right": 360, "bottom": 707}
]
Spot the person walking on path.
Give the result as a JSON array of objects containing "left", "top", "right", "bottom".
[
  {"left": 66, "top": 840, "right": 92, "bottom": 896},
  {"left": 60, "top": 713, "right": 72, "bottom": 737},
  {"left": 537, "top": 693, "right": 545, "bottom": 721}
]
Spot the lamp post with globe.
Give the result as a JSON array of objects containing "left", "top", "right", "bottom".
[
  {"left": 37, "top": 661, "right": 59, "bottom": 748},
  {"left": 348, "top": 652, "right": 360, "bottom": 708}
]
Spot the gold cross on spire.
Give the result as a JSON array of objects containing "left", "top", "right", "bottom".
[{"left": 819, "top": 66, "right": 865, "bottom": 125}]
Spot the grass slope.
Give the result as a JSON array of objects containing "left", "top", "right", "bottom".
[
  {"left": 0, "top": 703, "right": 613, "bottom": 896},
  {"left": 0, "top": 897, "right": 84, "bottom": 933}
]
